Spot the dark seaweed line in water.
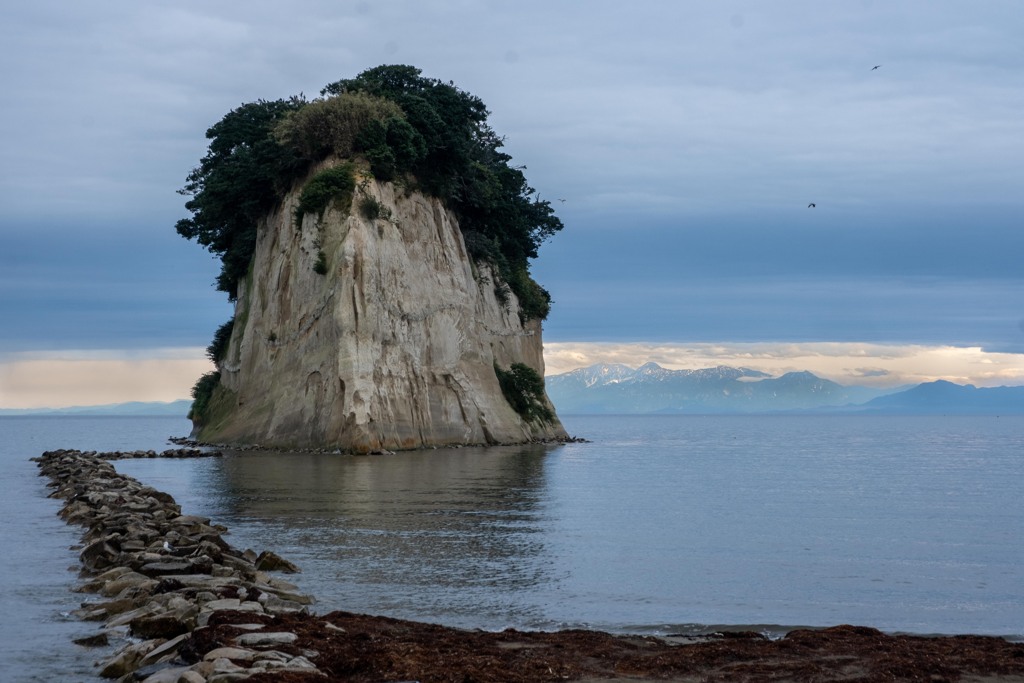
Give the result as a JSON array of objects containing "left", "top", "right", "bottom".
[{"left": 37, "top": 448, "right": 1024, "bottom": 683}]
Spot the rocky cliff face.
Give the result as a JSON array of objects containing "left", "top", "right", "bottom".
[{"left": 194, "top": 164, "right": 565, "bottom": 451}]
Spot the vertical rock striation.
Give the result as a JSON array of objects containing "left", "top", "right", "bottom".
[{"left": 194, "top": 166, "right": 565, "bottom": 451}]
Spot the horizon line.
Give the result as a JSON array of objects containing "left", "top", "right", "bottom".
[{"left": 2, "top": 341, "right": 1023, "bottom": 409}]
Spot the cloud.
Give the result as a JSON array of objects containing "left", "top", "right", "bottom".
[
  {"left": 0, "top": 349, "right": 212, "bottom": 409},
  {"left": 542, "top": 341, "right": 1024, "bottom": 388},
  {"left": 4, "top": 1, "right": 1024, "bottom": 222},
  {"left": 3, "top": 340, "right": 1023, "bottom": 410},
  {"left": 535, "top": 269, "right": 1024, "bottom": 354},
  {"left": 2, "top": 0, "right": 1023, "bottom": 394},
  {"left": 851, "top": 367, "right": 891, "bottom": 378},
  {"left": 0, "top": 228, "right": 233, "bottom": 353}
]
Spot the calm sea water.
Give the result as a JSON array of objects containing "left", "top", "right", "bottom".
[
  {"left": 2, "top": 414, "right": 1023, "bottom": 680},
  {"left": 0, "top": 416, "right": 196, "bottom": 682}
]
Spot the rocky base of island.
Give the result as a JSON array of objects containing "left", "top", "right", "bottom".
[
  {"left": 169, "top": 434, "right": 589, "bottom": 456},
  {"left": 38, "top": 448, "right": 1024, "bottom": 683}
]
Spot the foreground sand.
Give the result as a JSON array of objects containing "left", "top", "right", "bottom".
[{"left": 184, "top": 609, "right": 1024, "bottom": 683}]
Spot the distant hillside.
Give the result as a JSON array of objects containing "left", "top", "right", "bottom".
[
  {"left": 545, "top": 362, "right": 892, "bottom": 414},
  {"left": 0, "top": 400, "right": 192, "bottom": 417},
  {"left": 858, "top": 381, "right": 1024, "bottom": 414}
]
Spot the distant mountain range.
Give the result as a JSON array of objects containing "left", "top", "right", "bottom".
[
  {"left": 546, "top": 362, "right": 1024, "bottom": 415},
  {"left": 856, "top": 380, "right": 1024, "bottom": 415},
  {"left": 0, "top": 399, "right": 192, "bottom": 417},
  {"left": 4, "top": 368, "right": 1022, "bottom": 417}
]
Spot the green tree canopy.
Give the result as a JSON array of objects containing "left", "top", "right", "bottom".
[
  {"left": 324, "top": 66, "right": 563, "bottom": 290},
  {"left": 175, "top": 97, "right": 306, "bottom": 299},
  {"left": 177, "top": 65, "right": 562, "bottom": 318}
]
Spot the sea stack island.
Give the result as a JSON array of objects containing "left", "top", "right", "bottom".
[{"left": 177, "top": 65, "right": 567, "bottom": 451}]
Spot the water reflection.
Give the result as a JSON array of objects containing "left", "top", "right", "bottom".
[
  {"left": 97, "top": 416, "right": 1024, "bottom": 637},
  {"left": 207, "top": 444, "right": 565, "bottom": 629}
]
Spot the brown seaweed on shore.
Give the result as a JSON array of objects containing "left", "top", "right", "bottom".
[{"left": 211, "top": 610, "right": 1024, "bottom": 683}]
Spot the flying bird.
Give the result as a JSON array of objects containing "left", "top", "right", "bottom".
[
  {"left": 808, "top": 203, "right": 816, "bottom": 208},
  {"left": 871, "top": 65, "right": 881, "bottom": 70},
  {"left": 558, "top": 198, "right": 566, "bottom": 203}
]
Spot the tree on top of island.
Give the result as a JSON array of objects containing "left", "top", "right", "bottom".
[{"left": 175, "top": 64, "right": 562, "bottom": 321}]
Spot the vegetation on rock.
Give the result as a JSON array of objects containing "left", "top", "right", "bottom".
[
  {"left": 294, "top": 163, "right": 356, "bottom": 222},
  {"left": 313, "top": 250, "right": 328, "bottom": 275},
  {"left": 495, "top": 362, "right": 554, "bottom": 424},
  {"left": 358, "top": 194, "right": 389, "bottom": 221},
  {"left": 206, "top": 317, "right": 235, "bottom": 363},
  {"left": 188, "top": 371, "right": 221, "bottom": 423},
  {"left": 273, "top": 91, "right": 406, "bottom": 162}
]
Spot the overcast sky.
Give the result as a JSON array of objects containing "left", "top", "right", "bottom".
[{"left": 2, "top": 1, "right": 1023, "bottom": 407}]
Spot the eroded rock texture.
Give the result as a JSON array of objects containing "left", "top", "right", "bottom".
[{"left": 195, "top": 169, "right": 565, "bottom": 451}]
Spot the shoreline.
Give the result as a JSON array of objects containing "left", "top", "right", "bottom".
[
  {"left": 37, "top": 448, "right": 1024, "bottom": 682},
  {"left": 168, "top": 433, "right": 590, "bottom": 456}
]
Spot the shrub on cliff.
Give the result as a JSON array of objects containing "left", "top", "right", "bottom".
[
  {"left": 274, "top": 92, "right": 408, "bottom": 163},
  {"left": 295, "top": 164, "right": 356, "bottom": 221},
  {"left": 495, "top": 363, "right": 554, "bottom": 424},
  {"left": 188, "top": 371, "right": 221, "bottom": 423},
  {"left": 313, "top": 250, "right": 329, "bottom": 275},
  {"left": 359, "top": 194, "right": 394, "bottom": 221},
  {"left": 206, "top": 317, "right": 235, "bottom": 363}
]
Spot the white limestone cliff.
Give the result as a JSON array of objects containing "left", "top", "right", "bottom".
[{"left": 194, "top": 164, "right": 566, "bottom": 451}]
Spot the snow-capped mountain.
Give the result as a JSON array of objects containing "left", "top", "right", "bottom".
[{"left": 545, "top": 362, "right": 892, "bottom": 414}]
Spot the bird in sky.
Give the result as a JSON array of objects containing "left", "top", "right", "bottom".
[
  {"left": 808, "top": 203, "right": 816, "bottom": 208},
  {"left": 871, "top": 65, "right": 881, "bottom": 70},
  {"left": 558, "top": 198, "right": 566, "bottom": 203}
]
